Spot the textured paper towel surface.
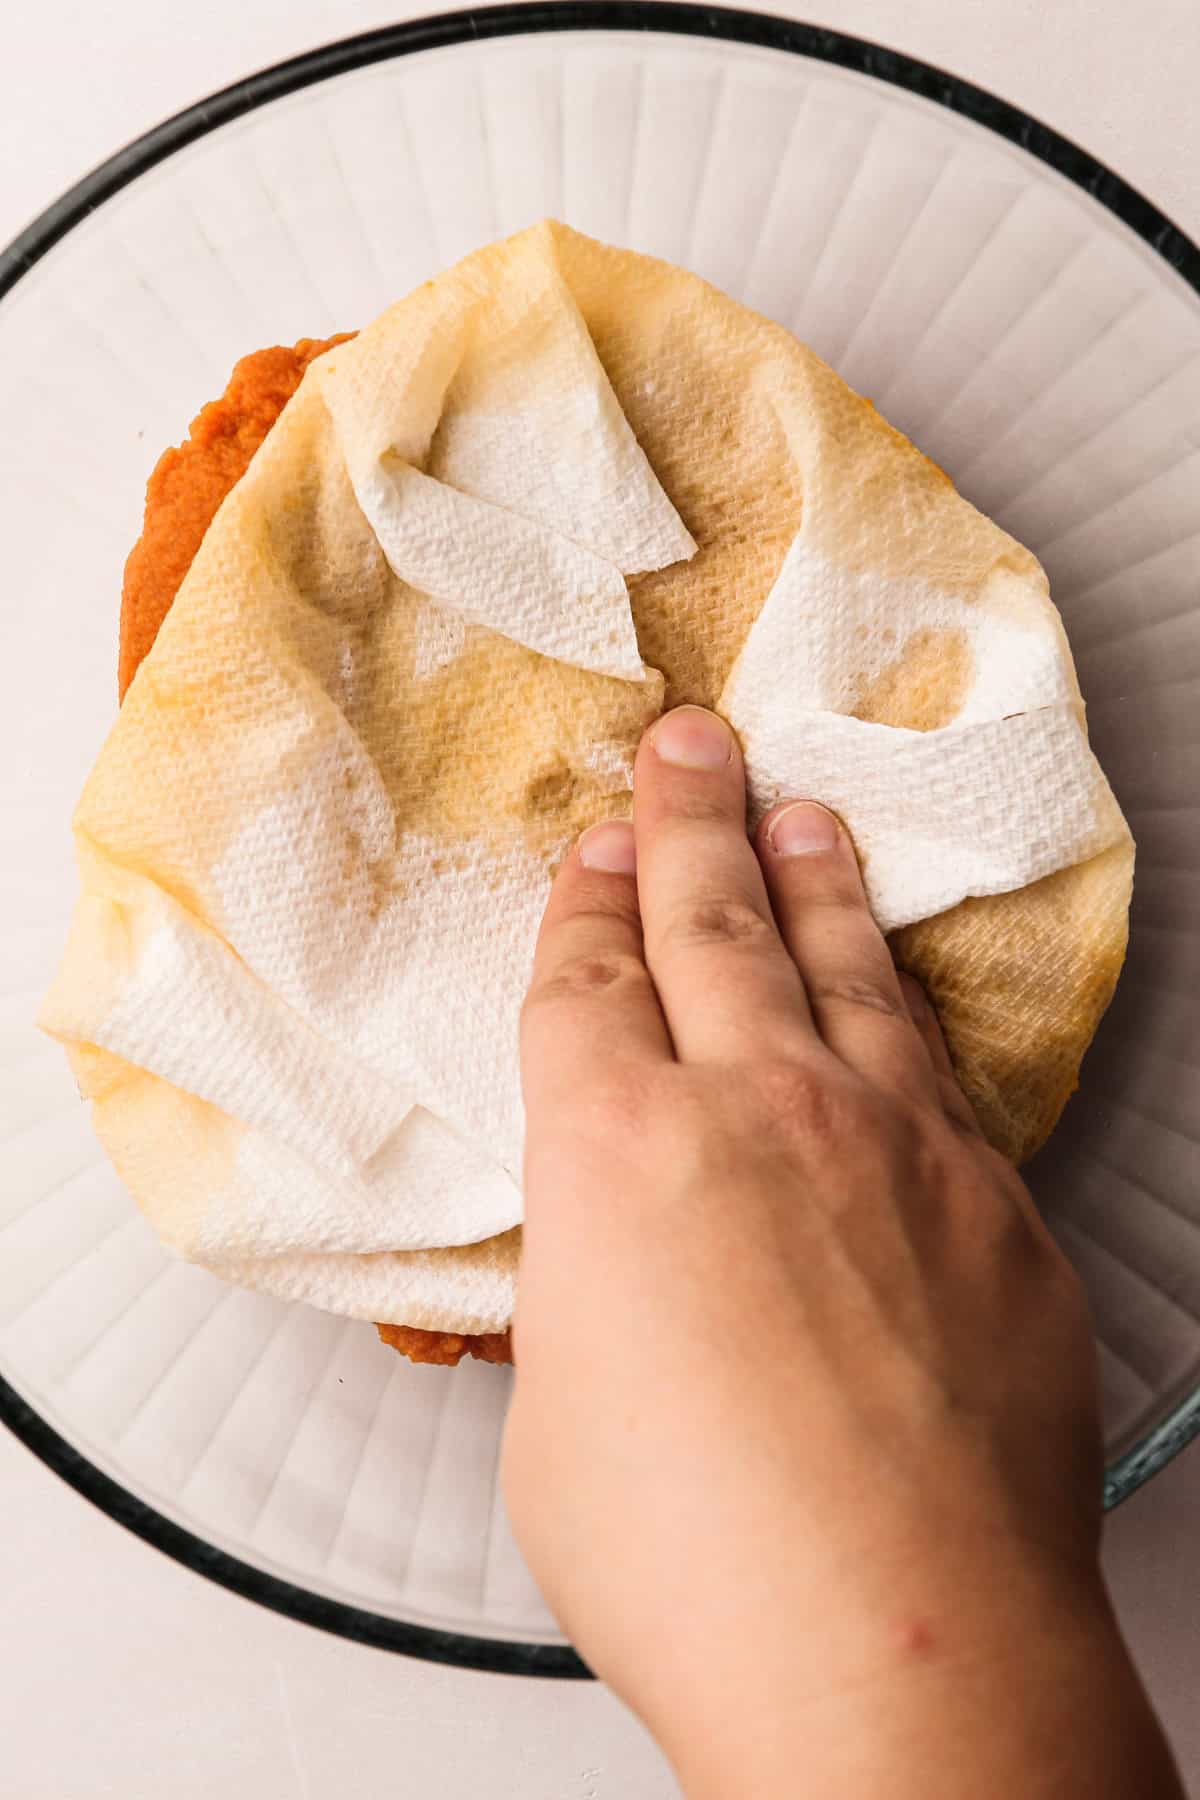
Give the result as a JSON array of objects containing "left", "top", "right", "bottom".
[
  {"left": 41, "top": 222, "right": 1132, "bottom": 1332},
  {"left": 720, "top": 539, "right": 1127, "bottom": 934}
]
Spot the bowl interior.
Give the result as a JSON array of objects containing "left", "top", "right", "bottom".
[{"left": 2, "top": 19, "right": 1198, "bottom": 1660}]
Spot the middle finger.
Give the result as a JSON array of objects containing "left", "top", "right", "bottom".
[{"left": 633, "top": 706, "right": 816, "bottom": 1064}]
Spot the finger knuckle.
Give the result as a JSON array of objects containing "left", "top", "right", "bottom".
[
  {"left": 524, "top": 950, "right": 650, "bottom": 1013},
  {"left": 666, "top": 790, "right": 739, "bottom": 829},
  {"left": 751, "top": 1056, "right": 850, "bottom": 1146},
  {"left": 808, "top": 974, "right": 907, "bottom": 1022},
  {"left": 663, "top": 893, "right": 775, "bottom": 953},
  {"left": 803, "top": 878, "right": 872, "bottom": 918}
]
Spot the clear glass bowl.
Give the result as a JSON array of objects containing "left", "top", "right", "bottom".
[{"left": 2, "top": 5, "right": 1198, "bottom": 1675}]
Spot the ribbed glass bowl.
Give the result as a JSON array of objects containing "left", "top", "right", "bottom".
[{"left": 2, "top": 5, "right": 1198, "bottom": 1675}]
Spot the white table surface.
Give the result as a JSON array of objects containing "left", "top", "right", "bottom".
[{"left": 3, "top": 3, "right": 1198, "bottom": 1794}]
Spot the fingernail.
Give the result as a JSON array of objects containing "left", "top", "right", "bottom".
[
  {"left": 578, "top": 820, "right": 637, "bottom": 874},
  {"left": 652, "top": 705, "right": 732, "bottom": 770},
  {"left": 766, "top": 801, "right": 840, "bottom": 856}
]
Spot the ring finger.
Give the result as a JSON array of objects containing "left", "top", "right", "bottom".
[{"left": 755, "top": 800, "right": 941, "bottom": 1109}]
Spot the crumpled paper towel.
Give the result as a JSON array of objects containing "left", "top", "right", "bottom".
[
  {"left": 40, "top": 222, "right": 1131, "bottom": 1333},
  {"left": 721, "top": 540, "right": 1126, "bottom": 933}
]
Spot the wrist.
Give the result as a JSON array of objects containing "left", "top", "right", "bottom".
[{"left": 649, "top": 1543, "right": 1181, "bottom": 1800}]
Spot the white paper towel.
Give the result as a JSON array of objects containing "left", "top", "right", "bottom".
[
  {"left": 719, "top": 538, "right": 1126, "bottom": 932},
  {"left": 40, "top": 223, "right": 1130, "bottom": 1333}
]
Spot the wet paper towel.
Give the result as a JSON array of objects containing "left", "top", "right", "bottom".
[{"left": 40, "top": 222, "right": 1131, "bottom": 1331}]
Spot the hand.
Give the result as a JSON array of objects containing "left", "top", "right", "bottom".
[{"left": 504, "top": 705, "right": 1182, "bottom": 1799}]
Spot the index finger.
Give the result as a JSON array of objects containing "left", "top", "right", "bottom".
[{"left": 520, "top": 820, "right": 673, "bottom": 1125}]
